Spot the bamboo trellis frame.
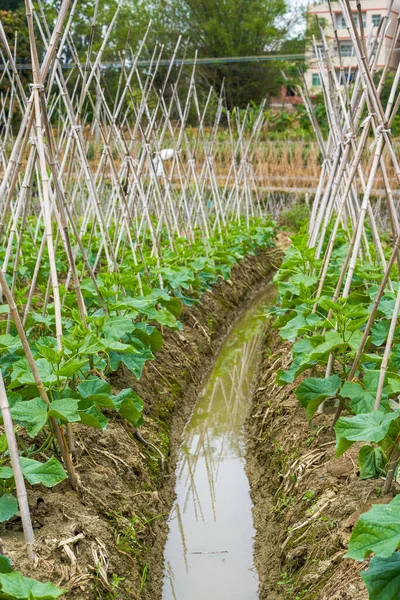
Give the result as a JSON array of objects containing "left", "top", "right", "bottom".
[{"left": 300, "top": 0, "right": 400, "bottom": 492}]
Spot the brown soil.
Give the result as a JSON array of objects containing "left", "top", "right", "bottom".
[
  {"left": 5, "top": 247, "right": 281, "bottom": 600},
  {"left": 246, "top": 326, "right": 393, "bottom": 600}
]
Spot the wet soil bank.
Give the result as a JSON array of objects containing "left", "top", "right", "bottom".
[
  {"left": 246, "top": 327, "right": 391, "bottom": 600},
  {"left": 7, "top": 248, "right": 280, "bottom": 600}
]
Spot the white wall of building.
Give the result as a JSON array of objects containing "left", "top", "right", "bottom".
[{"left": 305, "top": 0, "right": 400, "bottom": 91}]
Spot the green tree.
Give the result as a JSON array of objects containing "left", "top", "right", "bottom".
[
  {"left": 1, "top": 0, "right": 23, "bottom": 10},
  {"left": 47, "top": 0, "right": 300, "bottom": 108},
  {"left": 141, "top": 0, "right": 292, "bottom": 108}
]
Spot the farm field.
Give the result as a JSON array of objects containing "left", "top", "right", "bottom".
[{"left": 2, "top": 1, "right": 400, "bottom": 600}]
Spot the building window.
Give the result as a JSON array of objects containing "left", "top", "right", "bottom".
[
  {"left": 312, "top": 73, "right": 321, "bottom": 86},
  {"left": 336, "top": 12, "right": 366, "bottom": 29},
  {"left": 313, "top": 44, "right": 324, "bottom": 58},
  {"left": 339, "top": 70, "right": 355, "bottom": 85},
  {"left": 372, "top": 14, "right": 381, "bottom": 27},
  {"left": 339, "top": 43, "right": 354, "bottom": 57}
]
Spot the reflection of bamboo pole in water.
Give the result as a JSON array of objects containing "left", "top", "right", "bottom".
[
  {"left": 183, "top": 447, "right": 205, "bottom": 522},
  {"left": 203, "top": 427, "right": 217, "bottom": 522},
  {"left": 165, "top": 561, "right": 178, "bottom": 600},
  {"left": 179, "top": 378, "right": 219, "bottom": 482},
  {"left": 177, "top": 321, "right": 264, "bottom": 525},
  {"left": 175, "top": 502, "right": 189, "bottom": 574},
  {"left": 181, "top": 380, "right": 219, "bottom": 515}
]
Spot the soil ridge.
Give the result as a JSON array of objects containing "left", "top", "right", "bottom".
[{"left": 246, "top": 325, "right": 388, "bottom": 600}]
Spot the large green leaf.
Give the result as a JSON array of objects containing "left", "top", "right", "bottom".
[
  {"left": 372, "top": 320, "right": 390, "bottom": 346},
  {"left": 0, "top": 571, "right": 65, "bottom": 599},
  {"left": 280, "top": 314, "right": 307, "bottom": 342},
  {"left": 0, "top": 467, "right": 14, "bottom": 480},
  {"left": 378, "top": 298, "right": 396, "bottom": 319},
  {"left": 158, "top": 296, "right": 182, "bottom": 318},
  {"left": 113, "top": 389, "right": 144, "bottom": 427},
  {"left": 77, "top": 378, "right": 115, "bottom": 408},
  {"left": 361, "top": 553, "right": 400, "bottom": 600},
  {"left": 340, "top": 382, "right": 375, "bottom": 414},
  {"left": 110, "top": 352, "right": 151, "bottom": 379},
  {"left": 346, "top": 495, "right": 400, "bottom": 560},
  {"left": 48, "top": 399, "right": 81, "bottom": 424},
  {"left": 9, "top": 359, "right": 57, "bottom": 388},
  {"left": 36, "top": 345, "right": 63, "bottom": 365},
  {"left": 78, "top": 407, "right": 109, "bottom": 430},
  {"left": 77, "top": 378, "right": 111, "bottom": 397},
  {"left": 308, "top": 331, "right": 344, "bottom": 361},
  {"left": 295, "top": 375, "right": 341, "bottom": 420},
  {"left": 100, "top": 339, "right": 133, "bottom": 353},
  {"left": 103, "top": 316, "right": 135, "bottom": 340},
  {"left": 11, "top": 398, "right": 48, "bottom": 437},
  {"left": 151, "top": 307, "right": 180, "bottom": 329},
  {"left": 335, "top": 411, "right": 400, "bottom": 457},
  {"left": 0, "top": 494, "right": 18, "bottom": 523},
  {"left": 20, "top": 457, "right": 67, "bottom": 488},
  {"left": 0, "top": 335, "right": 21, "bottom": 353},
  {"left": 54, "top": 358, "right": 88, "bottom": 377},
  {"left": 0, "top": 554, "right": 12, "bottom": 573},
  {"left": 358, "top": 445, "right": 386, "bottom": 479}
]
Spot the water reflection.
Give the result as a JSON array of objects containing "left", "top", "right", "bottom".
[{"left": 162, "top": 285, "right": 276, "bottom": 600}]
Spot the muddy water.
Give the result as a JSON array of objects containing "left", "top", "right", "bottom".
[{"left": 162, "top": 285, "right": 276, "bottom": 600}]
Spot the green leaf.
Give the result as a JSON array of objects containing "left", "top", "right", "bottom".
[
  {"left": 54, "top": 358, "right": 88, "bottom": 376},
  {"left": 291, "top": 272, "right": 318, "bottom": 289},
  {"left": 308, "top": 331, "right": 344, "bottom": 361},
  {"left": 11, "top": 398, "right": 48, "bottom": 438},
  {"left": 292, "top": 338, "right": 314, "bottom": 357},
  {"left": 379, "top": 298, "right": 396, "bottom": 319},
  {"left": 347, "top": 330, "right": 364, "bottom": 353},
  {"left": 0, "top": 434, "right": 8, "bottom": 453},
  {"left": 346, "top": 496, "right": 400, "bottom": 560},
  {"left": 48, "top": 399, "right": 80, "bottom": 424},
  {"left": 36, "top": 345, "right": 63, "bottom": 365},
  {"left": 20, "top": 457, "right": 67, "bottom": 488},
  {"left": 77, "top": 335, "right": 104, "bottom": 355},
  {"left": 295, "top": 375, "right": 341, "bottom": 420},
  {"left": 335, "top": 411, "right": 400, "bottom": 457},
  {"left": 113, "top": 389, "right": 144, "bottom": 427},
  {"left": 10, "top": 359, "right": 57, "bottom": 389},
  {"left": 372, "top": 320, "right": 390, "bottom": 346},
  {"left": 358, "top": 445, "right": 386, "bottom": 479},
  {"left": 148, "top": 328, "right": 163, "bottom": 353},
  {"left": 0, "top": 571, "right": 65, "bottom": 598},
  {"left": 103, "top": 316, "right": 135, "bottom": 340},
  {"left": 0, "top": 494, "right": 18, "bottom": 523},
  {"left": 77, "top": 378, "right": 116, "bottom": 408},
  {"left": 78, "top": 407, "right": 109, "bottom": 430},
  {"left": 158, "top": 296, "right": 182, "bottom": 318},
  {"left": 280, "top": 314, "right": 307, "bottom": 342},
  {"left": 100, "top": 339, "right": 133, "bottom": 353},
  {"left": 361, "top": 553, "right": 400, "bottom": 600},
  {"left": 110, "top": 352, "right": 151, "bottom": 379},
  {"left": 151, "top": 307, "right": 180, "bottom": 329},
  {"left": 340, "top": 382, "right": 375, "bottom": 414},
  {"left": 77, "top": 378, "right": 111, "bottom": 398},
  {"left": 0, "top": 554, "right": 12, "bottom": 573},
  {"left": 0, "top": 335, "right": 21, "bottom": 353},
  {"left": 0, "top": 467, "right": 14, "bottom": 480}
]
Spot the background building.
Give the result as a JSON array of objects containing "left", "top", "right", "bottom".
[{"left": 305, "top": 0, "right": 400, "bottom": 90}]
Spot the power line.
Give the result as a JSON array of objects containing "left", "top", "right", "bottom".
[{"left": 0, "top": 53, "right": 307, "bottom": 71}]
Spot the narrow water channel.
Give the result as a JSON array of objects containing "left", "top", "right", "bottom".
[{"left": 162, "top": 284, "right": 276, "bottom": 600}]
